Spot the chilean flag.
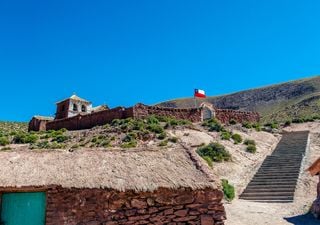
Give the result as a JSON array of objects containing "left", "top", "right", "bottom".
[{"left": 194, "top": 89, "right": 206, "bottom": 98}]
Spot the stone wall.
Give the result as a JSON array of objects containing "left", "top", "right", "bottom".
[
  {"left": 46, "top": 107, "right": 130, "bottom": 131},
  {"left": 29, "top": 103, "right": 260, "bottom": 131},
  {"left": 215, "top": 109, "right": 260, "bottom": 124},
  {"left": 133, "top": 104, "right": 203, "bottom": 123},
  {"left": 45, "top": 186, "right": 225, "bottom": 225}
]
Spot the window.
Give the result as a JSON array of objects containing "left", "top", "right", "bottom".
[
  {"left": 73, "top": 104, "right": 78, "bottom": 111},
  {"left": 61, "top": 105, "right": 65, "bottom": 112},
  {"left": 81, "top": 105, "right": 86, "bottom": 112}
]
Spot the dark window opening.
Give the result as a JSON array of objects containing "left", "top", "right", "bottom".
[
  {"left": 73, "top": 104, "right": 78, "bottom": 111},
  {"left": 81, "top": 105, "right": 86, "bottom": 112},
  {"left": 61, "top": 105, "right": 65, "bottom": 112}
]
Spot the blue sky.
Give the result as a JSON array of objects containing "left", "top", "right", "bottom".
[{"left": 1, "top": 0, "right": 320, "bottom": 121}]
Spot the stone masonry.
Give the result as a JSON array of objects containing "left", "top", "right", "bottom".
[{"left": 45, "top": 186, "right": 225, "bottom": 225}]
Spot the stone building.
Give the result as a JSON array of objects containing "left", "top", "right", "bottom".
[
  {"left": 0, "top": 146, "right": 226, "bottom": 224},
  {"left": 29, "top": 95, "right": 260, "bottom": 132},
  {"left": 308, "top": 158, "right": 320, "bottom": 219}
]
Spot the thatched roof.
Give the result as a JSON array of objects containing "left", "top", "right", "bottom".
[
  {"left": 308, "top": 158, "right": 320, "bottom": 176},
  {"left": 0, "top": 147, "right": 217, "bottom": 191}
]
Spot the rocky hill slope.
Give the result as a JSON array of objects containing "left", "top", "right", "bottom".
[{"left": 158, "top": 76, "right": 320, "bottom": 122}]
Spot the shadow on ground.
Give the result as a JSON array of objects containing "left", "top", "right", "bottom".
[{"left": 284, "top": 213, "right": 319, "bottom": 225}]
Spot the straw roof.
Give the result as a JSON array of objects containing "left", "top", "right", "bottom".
[
  {"left": 0, "top": 147, "right": 216, "bottom": 191},
  {"left": 308, "top": 158, "right": 320, "bottom": 176}
]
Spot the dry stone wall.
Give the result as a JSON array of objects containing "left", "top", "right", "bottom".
[
  {"left": 45, "top": 186, "right": 225, "bottom": 225},
  {"left": 29, "top": 103, "right": 260, "bottom": 131},
  {"left": 215, "top": 109, "right": 260, "bottom": 124}
]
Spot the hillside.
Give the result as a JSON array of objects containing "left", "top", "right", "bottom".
[{"left": 158, "top": 76, "right": 320, "bottom": 122}]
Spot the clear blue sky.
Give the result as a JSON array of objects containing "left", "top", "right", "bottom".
[{"left": 1, "top": 0, "right": 320, "bottom": 121}]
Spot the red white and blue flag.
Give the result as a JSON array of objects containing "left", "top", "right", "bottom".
[{"left": 194, "top": 89, "right": 206, "bottom": 98}]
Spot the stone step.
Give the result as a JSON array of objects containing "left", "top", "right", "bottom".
[{"left": 240, "top": 131, "right": 309, "bottom": 202}]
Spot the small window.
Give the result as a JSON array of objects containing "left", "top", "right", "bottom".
[
  {"left": 73, "top": 104, "right": 78, "bottom": 111},
  {"left": 81, "top": 105, "right": 86, "bottom": 112},
  {"left": 61, "top": 105, "right": 65, "bottom": 112}
]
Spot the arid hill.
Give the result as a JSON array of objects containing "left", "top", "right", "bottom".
[{"left": 158, "top": 76, "right": 320, "bottom": 122}]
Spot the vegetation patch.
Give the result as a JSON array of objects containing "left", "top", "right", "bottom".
[
  {"left": 221, "top": 179, "right": 235, "bottom": 201},
  {"left": 231, "top": 133, "right": 242, "bottom": 144},
  {"left": 220, "top": 131, "right": 232, "bottom": 140},
  {"left": 197, "top": 142, "right": 231, "bottom": 162},
  {"left": 202, "top": 119, "right": 225, "bottom": 132}
]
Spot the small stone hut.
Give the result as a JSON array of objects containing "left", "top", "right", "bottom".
[
  {"left": 308, "top": 158, "right": 320, "bottom": 219},
  {"left": 0, "top": 146, "right": 226, "bottom": 224}
]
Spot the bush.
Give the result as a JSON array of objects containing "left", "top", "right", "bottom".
[
  {"left": 158, "top": 139, "right": 168, "bottom": 146},
  {"left": 202, "top": 119, "right": 224, "bottom": 132},
  {"left": 244, "top": 139, "right": 255, "bottom": 146},
  {"left": 231, "top": 133, "right": 242, "bottom": 144},
  {"left": 147, "top": 124, "right": 164, "bottom": 134},
  {"left": 197, "top": 142, "right": 231, "bottom": 162},
  {"left": 246, "top": 144, "right": 257, "bottom": 153},
  {"left": 147, "top": 115, "right": 159, "bottom": 125},
  {"left": 242, "top": 122, "right": 253, "bottom": 129},
  {"left": 168, "top": 137, "right": 178, "bottom": 143},
  {"left": 229, "top": 119, "right": 237, "bottom": 125},
  {"left": 220, "top": 131, "right": 232, "bottom": 140},
  {"left": 292, "top": 118, "right": 304, "bottom": 123},
  {"left": 284, "top": 120, "right": 291, "bottom": 126},
  {"left": 53, "top": 134, "right": 68, "bottom": 143},
  {"left": 121, "top": 140, "right": 137, "bottom": 148},
  {"left": 157, "top": 132, "right": 167, "bottom": 140},
  {"left": 221, "top": 179, "right": 235, "bottom": 201},
  {"left": 0, "top": 137, "right": 9, "bottom": 146},
  {"left": 202, "top": 156, "right": 213, "bottom": 168},
  {"left": 13, "top": 133, "right": 38, "bottom": 144},
  {"left": 252, "top": 123, "right": 261, "bottom": 131}
]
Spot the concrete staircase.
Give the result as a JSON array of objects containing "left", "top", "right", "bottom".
[{"left": 240, "top": 131, "right": 309, "bottom": 203}]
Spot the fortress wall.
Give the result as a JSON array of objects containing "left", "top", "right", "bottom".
[
  {"left": 46, "top": 107, "right": 128, "bottom": 131},
  {"left": 215, "top": 109, "right": 260, "bottom": 124},
  {"left": 133, "top": 104, "right": 202, "bottom": 122}
]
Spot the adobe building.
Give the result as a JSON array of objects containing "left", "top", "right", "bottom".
[
  {"left": 0, "top": 146, "right": 226, "bottom": 224},
  {"left": 308, "top": 158, "right": 320, "bottom": 219},
  {"left": 29, "top": 95, "right": 260, "bottom": 132}
]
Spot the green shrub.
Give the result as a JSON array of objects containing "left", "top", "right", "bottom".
[
  {"left": 157, "top": 132, "right": 167, "bottom": 140},
  {"left": 284, "top": 120, "right": 291, "bottom": 126},
  {"left": 147, "top": 115, "right": 159, "bottom": 124},
  {"left": 13, "top": 133, "right": 38, "bottom": 144},
  {"left": 229, "top": 119, "right": 237, "bottom": 125},
  {"left": 220, "top": 131, "right": 232, "bottom": 140},
  {"left": 246, "top": 144, "right": 257, "bottom": 153},
  {"left": 252, "top": 123, "right": 261, "bottom": 131},
  {"left": 147, "top": 124, "right": 164, "bottom": 134},
  {"left": 292, "top": 118, "right": 304, "bottom": 123},
  {"left": 53, "top": 134, "right": 68, "bottom": 143},
  {"left": 242, "top": 122, "right": 253, "bottom": 129},
  {"left": 202, "top": 119, "right": 224, "bottom": 132},
  {"left": 1, "top": 147, "right": 11, "bottom": 151},
  {"left": 197, "top": 142, "right": 231, "bottom": 162},
  {"left": 202, "top": 156, "right": 213, "bottom": 168},
  {"left": 231, "top": 133, "right": 242, "bottom": 144},
  {"left": 221, "top": 179, "right": 235, "bottom": 201},
  {"left": 168, "top": 137, "right": 178, "bottom": 143},
  {"left": 0, "top": 137, "right": 9, "bottom": 146},
  {"left": 121, "top": 140, "right": 137, "bottom": 148},
  {"left": 244, "top": 139, "right": 255, "bottom": 146},
  {"left": 158, "top": 139, "right": 168, "bottom": 146}
]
